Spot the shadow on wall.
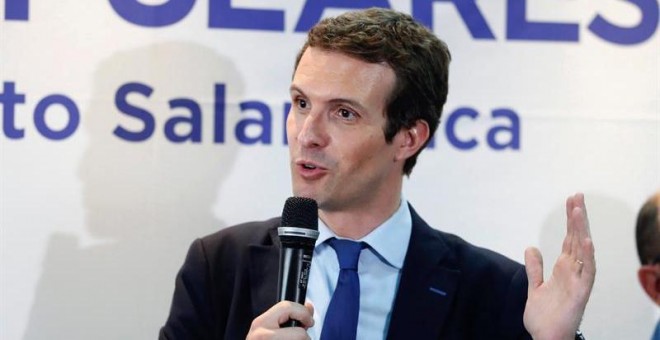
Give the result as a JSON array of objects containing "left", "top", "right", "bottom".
[
  {"left": 24, "top": 42, "right": 243, "bottom": 339},
  {"left": 540, "top": 193, "right": 656, "bottom": 340}
]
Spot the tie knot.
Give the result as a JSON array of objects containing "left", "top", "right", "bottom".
[{"left": 328, "top": 238, "right": 365, "bottom": 270}]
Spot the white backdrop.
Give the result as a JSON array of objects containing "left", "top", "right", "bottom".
[{"left": 1, "top": 1, "right": 659, "bottom": 339}]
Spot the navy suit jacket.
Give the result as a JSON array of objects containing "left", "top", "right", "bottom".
[{"left": 160, "top": 206, "right": 532, "bottom": 339}]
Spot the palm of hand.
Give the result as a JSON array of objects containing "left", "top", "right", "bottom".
[{"left": 523, "top": 194, "right": 596, "bottom": 340}]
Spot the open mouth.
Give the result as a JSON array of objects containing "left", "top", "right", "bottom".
[{"left": 302, "top": 164, "right": 317, "bottom": 170}]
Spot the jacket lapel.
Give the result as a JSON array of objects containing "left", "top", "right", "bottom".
[
  {"left": 387, "top": 206, "right": 460, "bottom": 340},
  {"left": 248, "top": 226, "right": 280, "bottom": 316}
]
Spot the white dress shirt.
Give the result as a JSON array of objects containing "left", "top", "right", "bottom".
[{"left": 306, "top": 199, "right": 413, "bottom": 339}]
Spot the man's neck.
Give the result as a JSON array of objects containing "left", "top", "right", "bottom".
[{"left": 318, "top": 195, "right": 402, "bottom": 240}]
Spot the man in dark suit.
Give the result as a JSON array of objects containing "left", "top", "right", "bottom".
[{"left": 161, "top": 8, "right": 595, "bottom": 339}]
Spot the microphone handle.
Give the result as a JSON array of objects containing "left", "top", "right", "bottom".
[{"left": 278, "top": 246, "right": 313, "bottom": 327}]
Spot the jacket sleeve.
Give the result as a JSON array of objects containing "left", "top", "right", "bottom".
[
  {"left": 500, "top": 264, "right": 533, "bottom": 340},
  {"left": 160, "top": 239, "right": 214, "bottom": 340}
]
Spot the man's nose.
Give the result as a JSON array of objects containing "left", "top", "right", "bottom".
[{"left": 297, "top": 111, "right": 329, "bottom": 148}]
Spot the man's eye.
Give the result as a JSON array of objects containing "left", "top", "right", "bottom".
[
  {"left": 338, "top": 108, "right": 356, "bottom": 120},
  {"left": 297, "top": 99, "right": 307, "bottom": 109}
]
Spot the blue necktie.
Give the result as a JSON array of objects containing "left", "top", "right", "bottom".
[{"left": 321, "top": 238, "right": 365, "bottom": 340}]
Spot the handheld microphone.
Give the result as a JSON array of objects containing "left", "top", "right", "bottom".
[{"left": 277, "top": 197, "right": 319, "bottom": 327}]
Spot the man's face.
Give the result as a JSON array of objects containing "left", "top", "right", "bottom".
[{"left": 287, "top": 47, "right": 405, "bottom": 212}]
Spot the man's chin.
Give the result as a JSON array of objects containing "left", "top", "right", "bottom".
[{"left": 291, "top": 187, "right": 322, "bottom": 204}]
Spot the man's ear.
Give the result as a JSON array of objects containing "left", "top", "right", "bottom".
[
  {"left": 394, "top": 119, "right": 430, "bottom": 162},
  {"left": 637, "top": 265, "right": 660, "bottom": 305}
]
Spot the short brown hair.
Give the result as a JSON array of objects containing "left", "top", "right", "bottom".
[
  {"left": 636, "top": 193, "right": 660, "bottom": 265},
  {"left": 294, "top": 8, "right": 451, "bottom": 175}
]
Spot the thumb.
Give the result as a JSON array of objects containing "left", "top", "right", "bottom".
[
  {"left": 303, "top": 301, "right": 315, "bottom": 329},
  {"left": 304, "top": 301, "right": 315, "bottom": 317},
  {"left": 524, "top": 247, "right": 544, "bottom": 293}
]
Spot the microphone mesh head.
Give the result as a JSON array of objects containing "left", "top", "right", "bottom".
[{"left": 281, "top": 197, "right": 318, "bottom": 230}]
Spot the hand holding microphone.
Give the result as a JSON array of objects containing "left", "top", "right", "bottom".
[
  {"left": 246, "top": 197, "right": 319, "bottom": 339},
  {"left": 277, "top": 197, "right": 319, "bottom": 327}
]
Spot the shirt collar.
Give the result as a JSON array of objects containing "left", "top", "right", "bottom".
[{"left": 315, "top": 198, "right": 412, "bottom": 270}]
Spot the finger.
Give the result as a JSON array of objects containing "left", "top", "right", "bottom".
[
  {"left": 249, "top": 327, "right": 310, "bottom": 340},
  {"left": 276, "top": 301, "right": 314, "bottom": 328},
  {"left": 572, "top": 205, "right": 588, "bottom": 255},
  {"left": 303, "top": 301, "right": 315, "bottom": 329},
  {"left": 575, "top": 193, "right": 591, "bottom": 239},
  {"left": 574, "top": 192, "right": 584, "bottom": 209},
  {"left": 566, "top": 193, "right": 575, "bottom": 218},
  {"left": 570, "top": 193, "right": 587, "bottom": 255},
  {"left": 570, "top": 194, "right": 591, "bottom": 260},
  {"left": 570, "top": 194, "right": 596, "bottom": 283},
  {"left": 570, "top": 206, "right": 583, "bottom": 258},
  {"left": 563, "top": 195, "right": 576, "bottom": 255},
  {"left": 304, "top": 301, "right": 315, "bottom": 317},
  {"left": 273, "top": 328, "right": 311, "bottom": 340},
  {"left": 561, "top": 230, "right": 571, "bottom": 254},
  {"left": 524, "top": 247, "right": 544, "bottom": 292},
  {"left": 581, "top": 236, "right": 596, "bottom": 284},
  {"left": 251, "top": 301, "right": 313, "bottom": 330}
]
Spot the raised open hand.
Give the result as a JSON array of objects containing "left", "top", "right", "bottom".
[{"left": 523, "top": 193, "right": 596, "bottom": 340}]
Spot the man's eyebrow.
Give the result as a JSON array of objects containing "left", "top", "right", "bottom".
[{"left": 289, "top": 84, "right": 304, "bottom": 94}]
